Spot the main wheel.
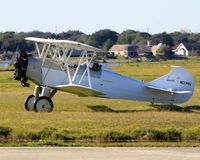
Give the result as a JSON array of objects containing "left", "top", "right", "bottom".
[
  {"left": 34, "top": 96, "right": 53, "bottom": 112},
  {"left": 24, "top": 94, "right": 35, "bottom": 111}
]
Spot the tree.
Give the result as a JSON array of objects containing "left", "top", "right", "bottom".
[
  {"left": 117, "top": 30, "right": 151, "bottom": 45},
  {"left": 103, "top": 39, "right": 113, "bottom": 51},
  {"left": 137, "top": 32, "right": 151, "bottom": 39},
  {"left": 151, "top": 32, "right": 173, "bottom": 46},
  {"left": 131, "top": 36, "right": 146, "bottom": 45},
  {"left": 157, "top": 44, "right": 173, "bottom": 58},
  {"left": 58, "top": 30, "right": 89, "bottom": 42},
  {"left": 169, "top": 32, "right": 189, "bottom": 44},
  {"left": 86, "top": 29, "right": 118, "bottom": 48},
  {"left": 117, "top": 30, "right": 137, "bottom": 44},
  {"left": 188, "top": 34, "right": 200, "bottom": 43}
]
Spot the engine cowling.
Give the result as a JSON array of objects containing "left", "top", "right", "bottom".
[{"left": 14, "top": 50, "right": 30, "bottom": 87}]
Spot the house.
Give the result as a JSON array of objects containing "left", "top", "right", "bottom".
[
  {"left": 109, "top": 44, "right": 153, "bottom": 58},
  {"left": 151, "top": 43, "right": 163, "bottom": 56},
  {"left": 133, "top": 44, "right": 153, "bottom": 58},
  {"left": 172, "top": 43, "right": 190, "bottom": 56},
  {"left": 108, "top": 44, "right": 135, "bottom": 57}
]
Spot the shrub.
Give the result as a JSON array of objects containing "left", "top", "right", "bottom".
[
  {"left": 146, "top": 129, "right": 166, "bottom": 141},
  {"left": 0, "top": 126, "right": 13, "bottom": 138},
  {"left": 79, "top": 133, "right": 96, "bottom": 140},
  {"left": 130, "top": 129, "right": 146, "bottom": 140},
  {"left": 38, "top": 127, "right": 58, "bottom": 139},
  {"left": 101, "top": 131, "right": 131, "bottom": 142},
  {"left": 27, "top": 132, "right": 40, "bottom": 140},
  {"left": 182, "top": 128, "right": 200, "bottom": 141},
  {"left": 54, "top": 133, "right": 74, "bottom": 141},
  {"left": 166, "top": 129, "right": 182, "bottom": 142}
]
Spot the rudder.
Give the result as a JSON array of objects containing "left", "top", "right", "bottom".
[{"left": 149, "top": 67, "right": 194, "bottom": 103}]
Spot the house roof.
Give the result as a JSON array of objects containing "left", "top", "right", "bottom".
[
  {"left": 173, "top": 43, "right": 188, "bottom": 52},
  {"left": 109, "top": 44, "right": 152, "bottom": 53},
  {"left": 133, "top": 45, "right": 152, "bottom": 53},
  {"left": 172, "top": 44, "right": 179, "bottom": 50},
  {"left": 109, "top": 44, "right": 131, "bottom": 52}
]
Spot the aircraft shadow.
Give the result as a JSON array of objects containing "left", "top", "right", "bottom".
[
  {"left": 87, "top": 105, "right": 155, "bottom": 113},
  {"left": 87, "top": 105, "right": 200, "bottom": 113},
  {"left": 150, "top": 104, "right": 200, "bottom": 113}
]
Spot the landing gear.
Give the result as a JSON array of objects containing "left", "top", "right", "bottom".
[
  {"left": 24, "top": 86, "right": 57, "bottom": 112},
  {"left": 34, "top": 96, "right": 53, "bottom": 112},
  {"left": 24, "top": 94, "right": 35, "bottom": 111}
]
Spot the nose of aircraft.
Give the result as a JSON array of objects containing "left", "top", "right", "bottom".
[{"left": 14, "top": 50, "right": 30, "bottom": 87}]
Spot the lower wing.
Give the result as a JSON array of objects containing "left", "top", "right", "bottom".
[{"left": 52, "top": 84, "right": 104, "bottom": 97}]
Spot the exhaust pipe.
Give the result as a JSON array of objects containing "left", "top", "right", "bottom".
[{"left": 14, "top": 50, "right": 30, "bottom": 87}]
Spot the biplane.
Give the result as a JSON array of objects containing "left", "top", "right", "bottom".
[{"left": 11, "top": 37, "right": 194, "bottom": 112}]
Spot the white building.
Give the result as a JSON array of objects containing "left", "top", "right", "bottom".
[{"left": 172, "top": 43, "right": 190, "bottom": 56}]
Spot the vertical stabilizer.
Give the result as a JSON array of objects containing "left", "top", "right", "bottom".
[{"left": 148, "top": 67, "right": 194, "bottom": 103}]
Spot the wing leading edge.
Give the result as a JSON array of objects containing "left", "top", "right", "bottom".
[{"left": 25, "top": 37, "right": 102, "bottom": 52}]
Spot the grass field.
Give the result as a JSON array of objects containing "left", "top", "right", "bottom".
[{"left": 0, "top": 59, "right": 200, "bottom": 146}]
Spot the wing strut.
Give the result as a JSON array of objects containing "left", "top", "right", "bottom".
[{"left": 29, "top": 39, "right": 96, "bottom": 89}]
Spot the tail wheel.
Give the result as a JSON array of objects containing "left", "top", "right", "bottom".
[
  {"left": 34, "top": 96, "right": 53, "bottom": 112},
  {"left": 24, "top": 94, "right": 35, "bottom": 111}
]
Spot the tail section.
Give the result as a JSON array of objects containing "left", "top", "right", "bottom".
[{"left": 147, "top": 67, "right": 194, "bottom": 103}]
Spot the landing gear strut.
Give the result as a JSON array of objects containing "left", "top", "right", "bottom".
[{"left": 24, "top": 86, "right": 57, "bottom": 112}]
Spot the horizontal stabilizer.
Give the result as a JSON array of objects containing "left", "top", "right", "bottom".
[
  {"left": 146, "top": 67, "right": 194, "bottom": 103},
  {"left": 146, "top": 85, "right": 192, "bottom": 94},
  {"left": 52, "top": 84, "right": 104, "bottom": 97}
]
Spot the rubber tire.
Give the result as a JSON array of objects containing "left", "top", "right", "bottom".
[
  {"left": 24, "top": 94, "right": 35, "bottom": 111},
  {"left": 34, "top": 96, "right": 53, "bottom": 112}
]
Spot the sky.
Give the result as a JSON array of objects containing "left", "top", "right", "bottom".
[{"left": 0, "top": 0, "right": 199, "bottom": 34}]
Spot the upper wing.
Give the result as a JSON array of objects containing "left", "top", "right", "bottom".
[
  {"left": 52, "top": 84, "right": 104, "bottom": 97},
  {"left": 25, "top": 37, "right": 102, "bottom": 52}
]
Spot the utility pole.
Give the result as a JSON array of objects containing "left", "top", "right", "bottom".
[{"left": 147, "top": 27, "right": 149, "bottom": 34}]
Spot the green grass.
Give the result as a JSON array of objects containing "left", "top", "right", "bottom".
[{"left": 0, "top": 59, "right": 200, "bottom": 146}]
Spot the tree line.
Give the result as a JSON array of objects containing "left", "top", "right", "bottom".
[{"left": 0, "top": 29, "right": 200, "bottom": 55}]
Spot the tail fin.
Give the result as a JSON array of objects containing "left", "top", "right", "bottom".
[{"left": 147, "top": 67, "right": 194, "bottom": 103}]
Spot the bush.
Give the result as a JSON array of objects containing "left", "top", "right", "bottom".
[
  {"left": 79, "top": 133, "right": 96, "bottom": 140},
  {"left": 182, "top": 128, "right": 200, "bottom": 141},
  {"left": 166, "top": 129, "right": 182, "bottom": 142},
  {"left": 101, "top": 131, "right": 131, "bottom": 142},
  {"left": 27, "top": 132, "right": 40, "bottom": 140},
  {"left": 130, "top": 129, "right": 146, "bottom": 140},
  {"left": 38, "top": 127, "right": 58, "bottom": 139},
  {"left": 130, "top": 128, "right": 182, "bottom": 142},
  {"left": 146, "top": 129, "right": 167, "bottom": 141},
  {"left": 55, "top": 133, "right": 72, "bottom": 141},
  {"left": 0, "top": 126, "right": 12, "bottom": 138}
]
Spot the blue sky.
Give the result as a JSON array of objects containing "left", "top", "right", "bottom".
[{"left": 0, "top": 0, "right": 199, "bottom": 34}]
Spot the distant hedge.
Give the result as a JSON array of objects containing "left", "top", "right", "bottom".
[{"left": 1, "top": 126, "right": 200, "bottom": 143}]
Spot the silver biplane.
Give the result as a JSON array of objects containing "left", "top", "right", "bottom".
[{"left": 12, "top": 37, "right": 194, "bottom": 112}]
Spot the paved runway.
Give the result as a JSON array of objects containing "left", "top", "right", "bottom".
[{"left": 0, "top": 147, "right": 200, "bottom": 160}]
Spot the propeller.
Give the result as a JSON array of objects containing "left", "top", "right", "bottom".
[
  {"left": 13, "top": 50, "right": 30, "bottom": 87},
  {"left": 1, "top": 50, "right": 19, "bottom": 72},
  {"left": 1, "top": 50, "right": 30, "bottom": 87},
  {"left": 8, "top": 50, "right": 19, "bottom": 66}
]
